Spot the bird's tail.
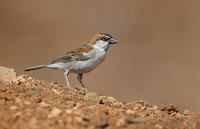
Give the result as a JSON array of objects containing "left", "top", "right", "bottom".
[{"left": 25, "top": 65, "right": 47, "bottom": 71}]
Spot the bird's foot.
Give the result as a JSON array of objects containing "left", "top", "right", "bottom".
[{"left": 74, "top": 85, "right": 88, "bottom": 95}]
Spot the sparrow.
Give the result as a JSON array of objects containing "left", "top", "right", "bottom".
[{"left": 25, "top": 33, "right": 118, "bottom": 88}]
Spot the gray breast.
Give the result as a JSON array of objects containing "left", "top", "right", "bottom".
[{"left": 70, "top": 47, "right": 107, "bottom": 73}]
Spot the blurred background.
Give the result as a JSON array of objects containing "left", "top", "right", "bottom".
[{"left": 1, "top": 0, "right": 200, "bottom": 111}]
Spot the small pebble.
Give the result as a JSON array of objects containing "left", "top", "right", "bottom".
[
  {"left": 40, "top": 102, "right": 50, "bottom": 108},
  {"left": 183, "top": 110, "right": 191, "bottom": 115},
  {"left": 66, "top": 101, "right": 76, "bottom": 108},
  {"left": 84, "top": 92, "right": 101, "bottom": 105},
  {"left": 84, "top": 92, "right": 99, "bottom": 100},
  {"left": 100, "top": 96, "right": 118, "bottom": 104},
  {"left": 48, "top": 108, "right": 62, "bottom": 118},
  {"left": 10, "top": 106, "right": 18, "bottom": 110}
]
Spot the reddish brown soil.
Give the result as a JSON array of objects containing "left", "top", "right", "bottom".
[{"left": 0, "top": 74, "right": 200, "bottom": 129}]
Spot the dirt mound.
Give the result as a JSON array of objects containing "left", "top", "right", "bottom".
[{"left": 0, "top": 67, "right": 200, "bottom": 129}]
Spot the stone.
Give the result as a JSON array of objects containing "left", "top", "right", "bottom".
[
  {"left": 48, "top": 107, "right": 62, "bottom": 118},
  {"left": 40, "top": 102, "right": 50, "bottom": 108},
  {"left": 84, "top": 92, "right": 99, "bottom": 99},
  {"left": 84, "top": 92, "right": 101, "bottom": 105},
  {"left": 117, "top": 115, "right": 145, "bottom": 127},
  {"left": 66, "top": 101, "right": 76, "bottom": 108},
  {"left": 10, "top": 106, "right": 18, "bottom": 110},
  {"left": 0, "top": 66, "right": 16, "bottom": 82},
  {"left": 99, "top": 96, "right": 118, "bottom": 104}
]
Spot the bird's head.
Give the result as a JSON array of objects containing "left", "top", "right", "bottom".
[{"left": 89, "top": 33, "right": 118, "bottom": 50}]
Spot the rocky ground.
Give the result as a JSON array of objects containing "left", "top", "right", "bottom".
[{"left": 0, "top": 66, "right": 200, "bottom": 129}]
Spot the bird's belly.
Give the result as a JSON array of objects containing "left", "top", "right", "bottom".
[{"left": 70, "top": 55, "right": 105, "bottom": 73}]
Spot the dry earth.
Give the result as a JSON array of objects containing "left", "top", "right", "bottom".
[{"left": 0, "top": 66, "right": 200, "bottom": 129}]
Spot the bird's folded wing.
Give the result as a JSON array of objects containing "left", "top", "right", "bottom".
[{"left": 51, "top": 44, "right": 93, "bottom": 64}]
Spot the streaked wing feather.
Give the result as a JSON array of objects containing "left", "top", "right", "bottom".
[
  {"left": 51, "top": 44, "right": 93, "bottom": 64},
  {"left": 51, "top": 54, "right": 75, "bottom": 63}
]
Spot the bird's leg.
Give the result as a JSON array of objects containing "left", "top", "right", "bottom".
[
  {"left": 64, "top": 70, "right": 70, "bottom": 88},
  {"left": 76, "top": 73, "right": 88, "bottom": 93},
  {"left": 77, "top": 73, "right": 85, "bottom": 88}
]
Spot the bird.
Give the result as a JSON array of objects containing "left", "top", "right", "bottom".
[{"left": 25, "top": 33, "right": 118, "bottom": 89}]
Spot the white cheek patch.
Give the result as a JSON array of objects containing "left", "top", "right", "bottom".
[{"left": 95, "top": 40, "right": 108, "bottom": 48}]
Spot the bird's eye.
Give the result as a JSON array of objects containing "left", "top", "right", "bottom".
[{"left": 101, "top": 36, "right": 111, "bottom": 41}]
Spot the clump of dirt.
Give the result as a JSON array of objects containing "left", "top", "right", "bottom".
[{"left": 0, "top": 67, "right": 200, "bottom": 129}]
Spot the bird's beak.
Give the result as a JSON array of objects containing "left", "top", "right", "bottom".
[{"left": 109, "top": 38, "right": 118, "bottom": 44}]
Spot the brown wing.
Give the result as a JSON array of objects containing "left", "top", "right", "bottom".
[{"left": 51, "top": 44, "right": 93, "bottom": 64}]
